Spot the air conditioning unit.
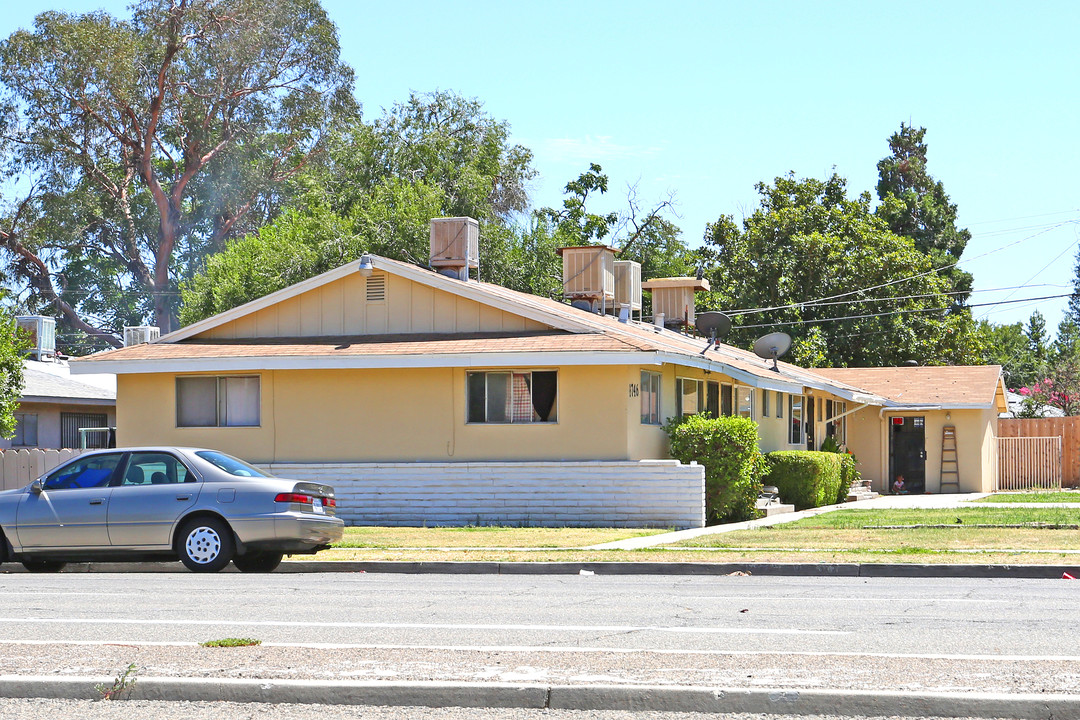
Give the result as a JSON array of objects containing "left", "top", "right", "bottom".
[
  {"left": 16, "top": 316, "right": 56, "bottom": 361},
  {"left": 614, "top": 260, "right": 642, "bottom": 317},
  {"left": 123, "top": 326, "right": 160, "bottom": 347},
  {"left": 559, "top": 245, "right": 616, "bottom": 312}
]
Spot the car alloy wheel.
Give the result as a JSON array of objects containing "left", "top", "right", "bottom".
[{"left": 177, "top": 517, "right": 235, "bottom": 572}]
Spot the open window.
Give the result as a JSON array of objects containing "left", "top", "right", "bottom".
[{"left": 467, "top": 371, "right": 558, "bottom": 423}]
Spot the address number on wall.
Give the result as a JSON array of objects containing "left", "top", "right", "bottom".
[{"left": 628, "top": 383, "right": 640, "bottom": 398}]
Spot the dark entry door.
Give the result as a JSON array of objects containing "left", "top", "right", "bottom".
[{"left": 890, "top": 416, "right": 926, "bottom": 493}]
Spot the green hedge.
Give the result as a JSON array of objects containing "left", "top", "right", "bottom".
[
  {"left": 765, "top": 451, "right": 846, "bottom": 510},
  {"left": 665, "top": 414, "right": 768, "bottom": 524}
]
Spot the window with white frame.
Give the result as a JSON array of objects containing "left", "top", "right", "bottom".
[
  {"left": 13, "top": 413, "right": 37, "bottom": 446},
  {"left": 467, "top": 371, "right": 558, "bottom": 423},
  {"left": 177, "top": 376, "right": 260, "bottom": 427},
  {"left": 640, "top": 371, "right": 661, "bottom": 425},
  {"left": 826, "top": 400, "right": 848, "bottom": 445},
  {"left": 788, "top": 394, "right": 804, "bottom": 445},
  {"left": 676, "top": 378, "right": 704, "bottom": 417},
  {"left": 736, "top": 386, "right": 754, "bottom": 419}
]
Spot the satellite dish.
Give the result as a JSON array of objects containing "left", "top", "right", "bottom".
[
  {"left": 752, "top": 332, "right": 792, "bottom": 371},
  {"left": 695, "top": 311, "right": 731, "bottom": 355},
  {"left": 695, "top": 311, "right": 731, "bottom": 339}
]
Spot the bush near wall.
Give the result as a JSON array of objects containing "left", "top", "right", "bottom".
[
  {"left": 765, "top": 451, "right": 846, "bottom": 510},
  {"left": 839, "top": 453, "right": 859, "bottom": 501},
  {"left": 665, "top": 414, "right": 768, "bottom": 524}
]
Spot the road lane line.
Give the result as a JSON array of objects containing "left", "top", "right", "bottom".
[
  {"left": 0, "top": 638, "right": 1076, "bottom": 662},
  {"left": 0, "top": 617, "right": 848, "bottom": 635}
]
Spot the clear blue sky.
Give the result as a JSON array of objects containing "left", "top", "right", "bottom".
[{"left": 4, "top": 1, "right": 1078, "bottom": 333}]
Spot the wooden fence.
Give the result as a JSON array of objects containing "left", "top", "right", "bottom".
[
  {"left": 997, "top": 417, "right": 1080, "bottom": 488},
  {"left": 996, "top": 436, "right": 1062, "bottom": 491},
  {"left": 0, "top": 448, "right": 83, "bottom": 491}
]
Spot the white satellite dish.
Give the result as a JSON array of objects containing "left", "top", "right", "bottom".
[
  {"left": 752, "top": 332, "right": 792, "bottom": 371},
  {"left": 695, "top": 311, "right": 731, "bottom": 354}
]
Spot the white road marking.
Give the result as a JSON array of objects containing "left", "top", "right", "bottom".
[
  {"left": 0, "top": 617, "right": 848, "bottom": 635},
  {"left": 690, "top": 596, "right": 1011, "bottom": 603},
  {"left": 0, "top": 638, "right": 1075, "bottom": 663}
]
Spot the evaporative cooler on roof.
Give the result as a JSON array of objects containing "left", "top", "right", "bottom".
[
  {"left": 559, "top": 245, "right": 616, "bottom": 313},
  {"left": 429, "top": 217, "right": 479, "bottom": 281}
]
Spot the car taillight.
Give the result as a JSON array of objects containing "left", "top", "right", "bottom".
[
  {"left": 275, "top": 493, "right": 313, "bottom": 504},
  {"left": 324, "top": 497, "right": 336, "bottom": 507}
]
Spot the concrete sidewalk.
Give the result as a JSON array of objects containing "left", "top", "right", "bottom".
[{"left": 588, "top": 492, "right": 995, "bottom": 550}]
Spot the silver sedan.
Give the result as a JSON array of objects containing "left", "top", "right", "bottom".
[{"left": 0, "top": 447, "right": 344, "bottom": 573}]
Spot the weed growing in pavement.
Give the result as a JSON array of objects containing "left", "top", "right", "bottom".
[
  {"left": 200, "top": 637, "right": 262, "bottom": 648},
  {"left": 95, "top": 662, "right": 139, "bottom": 701}
]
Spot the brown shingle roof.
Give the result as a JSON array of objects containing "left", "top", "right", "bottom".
[{"left": 812, "top": 366, "right": 1004, "bottom": 408}]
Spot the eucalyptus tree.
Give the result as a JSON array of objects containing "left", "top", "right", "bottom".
[{"left": 0, "top": 0, "right": 355, "bottom": 345}]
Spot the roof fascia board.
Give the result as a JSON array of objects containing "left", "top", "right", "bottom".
[
  {"left": 160, "top": 256, "right": 594, "bottom": 344},
  {"left": 71, "top": 351, "right": 666, "bottom": 375},
  {"left": 653, "top": 352, "right": 804, "bottom": 394},
  {"left": 19, "top": 396, "right": 115, "bottom": 405}
]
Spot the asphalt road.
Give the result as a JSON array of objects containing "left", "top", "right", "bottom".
[
  {"left": 0, "top": 572, "right": 1076, "bottom": 656},
  {"left": 0, "top": 572, "right": 1076, "bottom": 693}
]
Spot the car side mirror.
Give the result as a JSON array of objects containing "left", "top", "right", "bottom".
[{"left": 30, "top": 479, "right": 43, "bottom": 495}]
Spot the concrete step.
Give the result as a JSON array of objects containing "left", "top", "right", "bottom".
[{"left": 756, "top": 500, "right": 796, "bottom": 516}]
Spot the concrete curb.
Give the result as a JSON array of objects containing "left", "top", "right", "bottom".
[
  {"left": 0, "top": 676, "right": 1075, "bottom": 718},
  {"left": 4, "top": 560, "right": 1079, "bottom": 578}
]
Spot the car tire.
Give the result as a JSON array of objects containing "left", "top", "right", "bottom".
[
  {"left": 177, "top": 517, "right": 235, "bottom": 573},
  {"left": 233, "top": 551, "right": 284, "bottom": 573},
  {"left": 22, "top": 560, "right": 66, "bottom": 573}
]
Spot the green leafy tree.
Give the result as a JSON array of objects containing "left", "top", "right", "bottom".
[
  {"left": 0, "top": 311, "right": 28, "bottom": 439},
  {"left": 977, "top": 319, "right": 1042, "bottom": 389},
  {"left": 701, "top": 172, "right": 982, "bottom": 367},
  {"left": 875, "top": 123, "right": 973, "bottom": 299},
  {"left": 0, "top": 0, "right": 355, "bottom": 344}
]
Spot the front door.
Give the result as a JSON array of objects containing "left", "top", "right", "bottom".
[{"left": 889, "top": 416, "right": 926, "bottom": 494}]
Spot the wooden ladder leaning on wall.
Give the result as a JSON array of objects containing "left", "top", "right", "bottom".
[{"left": 940, "top": 425, "right": 960, "bottom": 492}]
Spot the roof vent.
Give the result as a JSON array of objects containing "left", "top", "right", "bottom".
[
  {"left": 641, "top": 277, "right": 710, "bottom": 329},
  {"left": 429, "top": 217, "right": 479, "bottom": 281},
  {"left": 16, "top": 316, "right": 56, "bottom": 361},
  {"left": 123, "top": 325, "right": 160, "bottom": 347}
]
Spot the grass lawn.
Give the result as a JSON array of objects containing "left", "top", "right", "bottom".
[
  {"left": 334, "top": 525, "right": 666, "bottom": 548},
  {"left": 307, "top": 506, "right": 1080, "bottom": 565},
  {"left": 976, "top": 491, "right": 1080, "bottom": 503}
]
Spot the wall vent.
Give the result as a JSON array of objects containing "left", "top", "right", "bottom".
[{"left": 366, "top": 274, "right": 386, "bottom": 302}]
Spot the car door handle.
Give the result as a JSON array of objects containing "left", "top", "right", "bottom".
[
  {"left": 89, "top": 498, "right": 104, "bottom": 505},
  {"left": 176, "top": 495, "right": 191, "bottom": 501}
]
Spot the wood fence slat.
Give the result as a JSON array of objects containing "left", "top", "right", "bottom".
[{"left": 999, "top": 418, "right": 1079, "bottom": 488}]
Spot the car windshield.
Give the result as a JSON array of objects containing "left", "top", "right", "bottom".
[{"left": 194, "top": 450, "right": 273, "bottom": 478}]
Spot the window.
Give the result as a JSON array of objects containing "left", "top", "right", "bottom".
[
  {"left": 467, "top": 371, "right": 557, "bottom": 423},
  {"left": 61, "top": 412, "right": 107, "bottom": 449},
  {"left": 826, "top": 401, "right": 847, "bottom": 445},
  {"left": 789, "top": 394, "right": 804, "bottom": 445},
  {"left": 721, "top": 383, "right": 733, "bottom": 416},
  {"left": 43, "top": 453, "right": 123, "bottom": 490},
  {"left": 122, "top": 452, "right": 192, "bottom": 486},
  {"left": 641, "top": 371, "right": 661, "bottom": 425},
  {"left": 676, "top": 378, "right": 704, "bottom": 417},
  {"left": 761, "top": 390, "right": 769, "bottom": 418},
  {"left": 177, "top": 376, "right": 260, "bottom": 427},
  {"left": 196, "top": 450, "right": 273, "bottom": 477},
  {"left": 737, "top": 386, "right": 754, "bottom": 419},
  {"left": 706, "top": 381, "right": 719, "bottom": 418},
  {"left": 776, "top": 391, "right": 784, "bottom": 418},
  {"left": 13, "top": 413, "right": 37, "bottom": 447}
]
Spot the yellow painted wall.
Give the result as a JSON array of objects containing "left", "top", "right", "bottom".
[
  {"left": 844, "top": 407, "right": 999, "bottom": 494},
  {"left": 117, "top": 365, "right": 643, "bottom": 463},
  {"left": 203, "top": 271, "right": 550, "bottom": 339}
]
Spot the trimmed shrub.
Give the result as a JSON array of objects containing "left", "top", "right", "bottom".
[
  {"left": 665, "top": 414, "right": 768, "bottom": 524},
  {"left": 838, "top": 453, "right": 860, "bottom": 503},
  {"left": 765, "top": 451, "right": 844, "bottom": 510}
]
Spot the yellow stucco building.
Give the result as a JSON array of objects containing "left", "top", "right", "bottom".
[{"left": 71, "top": 228, "right": 1008, "bottom": 527}]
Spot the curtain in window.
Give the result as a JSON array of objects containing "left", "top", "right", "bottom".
[
  {"left": 512, "top": 373, "right": 534, "bottom": 422},
  {"left": 220, "top": 377, "right": 260, "bottom": 427},
  {"left": 531, "top": 371, "right": 557, "bottom": 422}
]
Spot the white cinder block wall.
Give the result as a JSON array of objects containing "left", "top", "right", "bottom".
[{"left": 261, "top": 460, "right": 705, "bottom": 529}]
